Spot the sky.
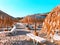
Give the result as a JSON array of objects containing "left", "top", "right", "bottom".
[{"left": 0, "top": 0, "right": 60, "bottom": 17}]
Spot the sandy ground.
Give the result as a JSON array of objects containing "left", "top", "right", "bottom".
[
  {"left": 0, "top": 29, "right": 33, "bottom": 45},
  {"left": 39, "top": 30, "right": 60, "bottom": 45},
  {"left": 0, "top": 29, "right": 60, "bottom": 45}
]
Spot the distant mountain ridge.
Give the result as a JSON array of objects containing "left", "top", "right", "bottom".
[
  {"left": 0, "top": 10, "right": 49, "bottom": 24},
  {"left": 21, "top": 13, "right": 49, "bottom": 23},
  {"left": 0, "top": 10, "right": 15, "bottom": 20},
  {"left": 27, "top": 13, "right": 47, "bottom": 18}
]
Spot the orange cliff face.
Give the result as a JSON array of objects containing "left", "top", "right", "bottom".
[{"left": 41, "top": 6, "right": 60, "bottom": 36}]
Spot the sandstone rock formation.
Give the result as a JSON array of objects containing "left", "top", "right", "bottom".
[{"left": 41, "top": 6, "right": 60, "bottom": 36}]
